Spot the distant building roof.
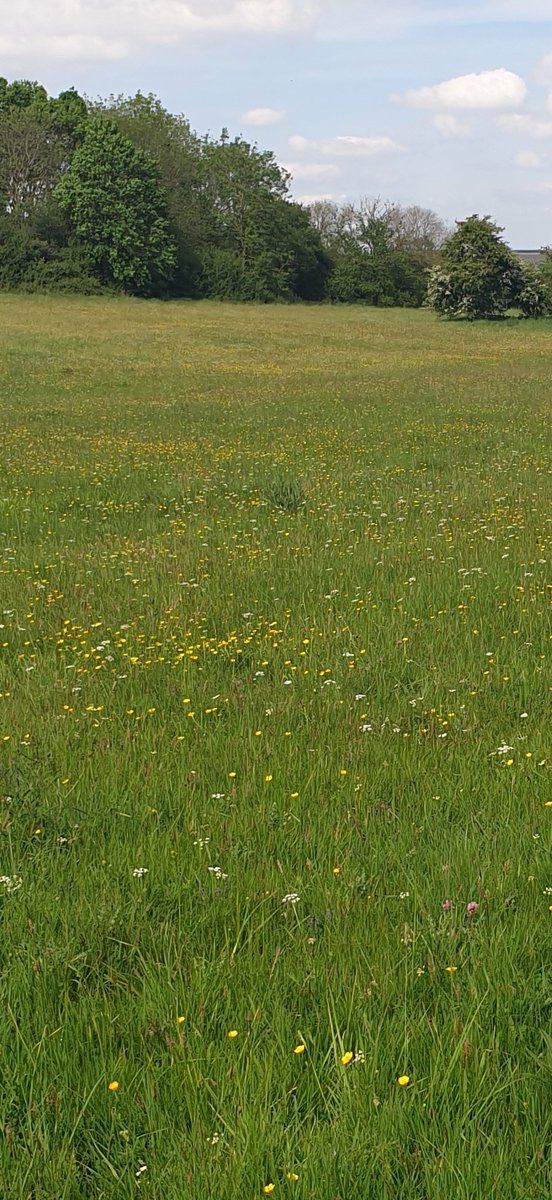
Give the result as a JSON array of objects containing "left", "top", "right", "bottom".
[{"left": 513, "top": 249, "right": 546, "bottom": 263}]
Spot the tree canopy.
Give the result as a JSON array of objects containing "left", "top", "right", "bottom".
[
  {"left": 427, "top": 215, "right": 550, "bottom": 319},
  {"left": 0, "top": 78, "right": 550, "bottom": 313}
]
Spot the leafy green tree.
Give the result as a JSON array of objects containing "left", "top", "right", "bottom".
[
  {"left": 427, "top": 215, "right": 525, "bottom": 319},
  {"left": 93, "top": 92, "right": 203, "bottom": 294},
  {"left": 55, "top": 117, "right": 176, "bottom": 295}
]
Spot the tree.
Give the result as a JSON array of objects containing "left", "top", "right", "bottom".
[
  {"left": 93, "top": 92, "right": 204, "bottom": 294},
  {"left": 0, "top": 108, "right": 66, "bottom": 217},
  {"left": 427, "top": 214, "right": 525, "bottom": 319},
  {"left": 309, "top": 198, "right": 429, "bottom": 306},
  {"left": 55, "top": 117, "right": 176, "bottom": 295}
]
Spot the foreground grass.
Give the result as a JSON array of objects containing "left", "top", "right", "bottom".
[{"left": 0, "top": 296, "right": 550, "bottom": 1199}]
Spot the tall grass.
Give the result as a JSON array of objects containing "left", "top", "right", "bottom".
[{"left": 0, "top": 296, "right": 550, "bottom": 1199}]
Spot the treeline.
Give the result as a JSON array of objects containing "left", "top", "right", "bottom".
[{"left": 0, "top": 78, "right": 450, "bottom": 304}]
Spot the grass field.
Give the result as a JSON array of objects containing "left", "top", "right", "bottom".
[{"left": 0, "top": 295, "right": 550, "bottom": 1199}]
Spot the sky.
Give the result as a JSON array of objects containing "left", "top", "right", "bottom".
[{"left": 3, "top": 1, "right": 552, "bottom": 245}]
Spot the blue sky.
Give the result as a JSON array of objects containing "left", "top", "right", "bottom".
[{"left": 4, "top": 1, "right": 552, "bottom": 244}]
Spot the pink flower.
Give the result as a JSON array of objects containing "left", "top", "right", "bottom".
[
  {"left": 441, "top": 899, "right": 452, "bottom": 912},
  {"left": 465, "top": 901, "right": 478, "bottom": 916}
]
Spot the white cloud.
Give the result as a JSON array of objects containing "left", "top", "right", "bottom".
[
  {"left": 404, "top": 68, "right": 526, "bottom": 111},
  {"left": 0, "top": 1, "right": 319, "bottom": 63},
  {"left": 534, "top": 52, "right": 552, "bottom": 86},
  {"left": 432, "top": 113, "right": 471, "bottom": 138},
  {"left": 498, "top": 113, "right": 552, "bottom": 139},
  {"left": 289, "top": 133, "right": 404, "bottom": 156},
  {"left": 283, "top": 161, "right": 341, "bottom": 179},
  {"left": 3, "top": 2, "right": 552, "bottom": 63},
  {"left": 295, "top": 192, "right": 346, "bottom": 204},
  {"left": 513, "top": 150, "right": 543, "bottom": 168},
  {"left": 241, "top": 107, "right": 286, "bottom": 126}
]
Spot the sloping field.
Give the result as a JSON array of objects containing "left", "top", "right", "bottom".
[{"left": 0, "top": 296, "right": 550, "bottom": 1199}]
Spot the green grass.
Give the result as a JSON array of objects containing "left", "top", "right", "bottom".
[{"left": 0, "top": 295, "right": 550, "bottom": 1199}]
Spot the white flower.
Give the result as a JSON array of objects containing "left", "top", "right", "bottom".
[
  {"left": 360, "top": 723, "right": 373, "bottom": 733},
  {"left": 399, "top": 891, "right": 410, "bottom": 899},
  {"left": 208, "top": 866, "right": 228, "bottom": 880},
  {"left": 211, "top": 793, "right": 225, "bottom": 799},
  {"left": 132, "top": 867, "right": 149, "bottom": 878},
  {"left": 355, "top": 694, "right": 366, "bottom": 701},
  {"left": 281, "top": 892, "right": 300, "bottom": 906},
  {"left": 135, "top": 1165, "right": 147, "bottom": 1178},
  {"left": 496, "top": 744, "right": 513, "bottom": 755},
  {"left": 0, "top": 874, "right": 22, "bottom": 894}
]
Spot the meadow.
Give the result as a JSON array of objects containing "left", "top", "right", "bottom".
[{"left": 0, "top": 295, "right": 550, "bottom": 1199}]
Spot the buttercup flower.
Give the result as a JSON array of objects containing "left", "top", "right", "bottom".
[
  {"left": 398, "top": 1075, "right": 410, "bottom": 1086},
  {"left": 341, "top": 1051, "right": 353, "bottom": 1065}
]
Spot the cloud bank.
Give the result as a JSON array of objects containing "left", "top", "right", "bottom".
[{"left": 2, "top": 1, "right": 552, "bottom": 64}]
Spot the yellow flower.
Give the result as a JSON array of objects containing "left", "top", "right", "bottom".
[
  {"left": 290, "top": 792, "right": 299, "bottom": 799},
  {"left": 228, "top": 771, "right": 236, "bottom": 778},
  {"left": 108, "top": 1080, "right": 119, "bottom": 1091},
  {"left": 286, "top": 1173, "right": 299, "bottom": 1181},
  {"left": 262, "top": 1185, "right": 276, "bottom": 1194},
  {"left": 332, "top": 866, "right": 341, "bottom": 875},
  {"left": 339, "top": 769, "right": 347, "bottom": 776},
  {"left": 293, "top": 1044, "right": 306, "bottom": 1055},
  {"left": 264, "top": 774, "right": 273, "bottom": 783},
  {"left": 227, "top": 1029, "right": 238, "bottom": 1039},
  {"left": 176, "top": 1015, "right": 185, "bottom": 1024},
  {"left": 444, "top": 965, "right": 457, "bottom": 973},
  {"left": 341, "top": 1051, "right": 353, "bottom": 1066},
  {"left": 398, "top": 1075, "right": 410, "bottom": 1087},
  {"left": 545, "top": 801, "right": 552, "bottom": 807}
]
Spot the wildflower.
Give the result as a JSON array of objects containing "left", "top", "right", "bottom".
[
  {"left": 135, "top": 1165, "right": 147, "bottom": 1178},
  {"left": 108, "top": 1080, "right": 119, "bottom": 1091},
  {"left": 399, "top": 891, "right": 410, "bottom": 899},
  {"left": 545, "top": 802, "right": 552, "bottom": 808},
  {"left": 397, "top": 1075, "right": 410, "bottom": 1086},
  {"left": 286, "top": 1173, "right": 299, "bottom": 1181},
  {"left": 132, "top": 867, "right": 148, "bottom": 878},
  {"left": 227, "top": 1030, "right": 238, "bottom": 1039},
  {"left": 0, "top": 875, "right": 22, "bottom": 894},
  {"left": 444, "top": 965, "right": 458, "bottom": 973},
  {"left": 264, "top": 774, "right": 273, "bottom": 783},
  {"left": 262, "top": 1185, "right": 276, "bottom": 1194},
  {"left": 228, "top": 771, "right": 236, "bottom": 778},
  {"left": 281, "top": 893, "right": 300, "bottom": 906},
  {"left": 293, "top": 1044, "right": 306, "bottom": 1055},
  {"left": 208, "top": 866, "right": 228, "bottom": 880},
  {"left": 465, "top": 901, "right": 478, "bottom": 916},
  {"left": 441, "top": 899, "right": 452, "bottom": 912},
  {"left": 339, "top": 769, "right": 347, "bottom": 776},
  {"left": 341, "top": 1051, "right": 353, "bottom": 1066},
  {"left": 176, "top": 1015, "right": 185, "bottom": 1024},
  {"left": 332, "top": 867, "right": 341, "bottom": 875}
]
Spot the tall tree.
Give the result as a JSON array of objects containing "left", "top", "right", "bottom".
[{"left": 55, "top": 117, "right": 176, "bottom": 295}]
